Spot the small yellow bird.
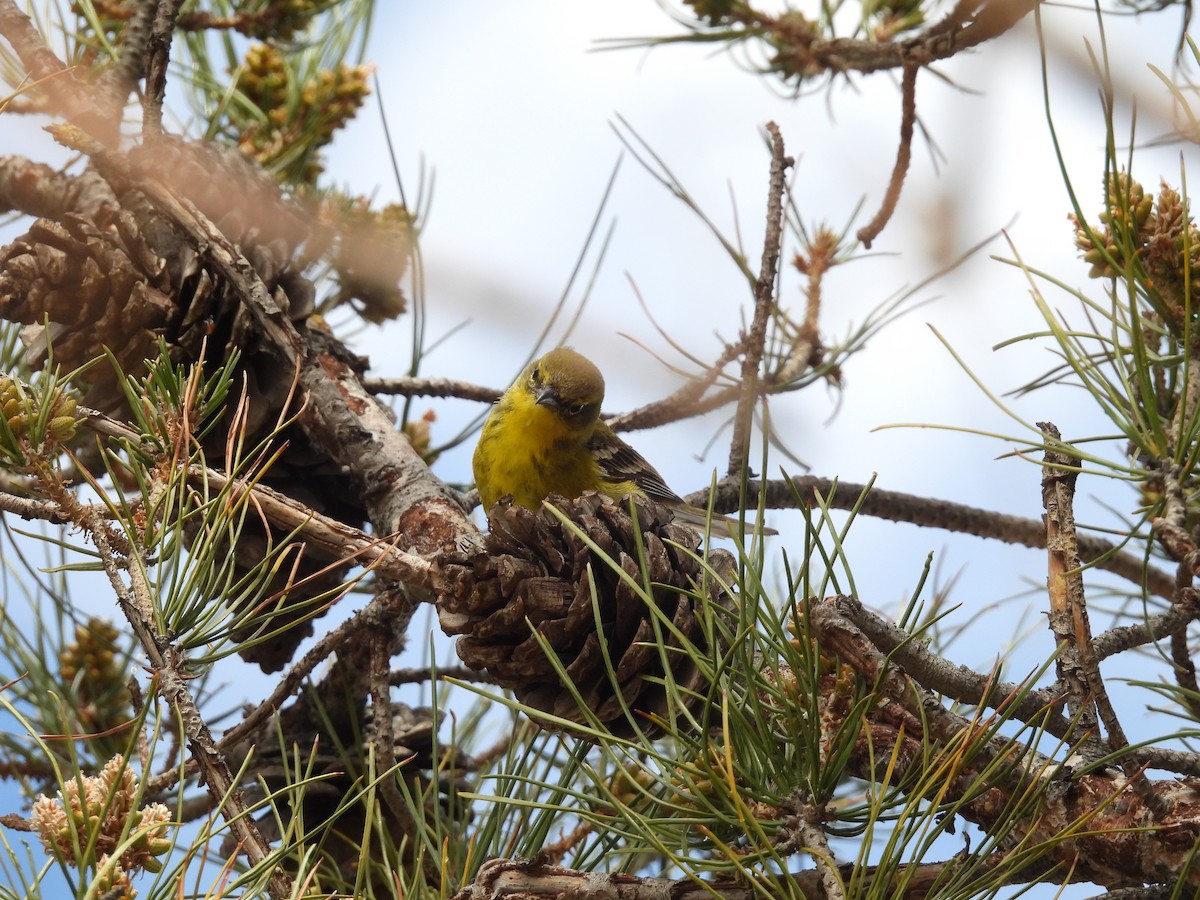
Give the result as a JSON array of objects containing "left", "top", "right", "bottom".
[{"left": 472, "top": 347, "right": 774, "bottom": 535}]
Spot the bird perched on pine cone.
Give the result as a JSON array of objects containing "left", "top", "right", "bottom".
[{"left": 473, "top": 347, "right": 775, "bottom": 536}]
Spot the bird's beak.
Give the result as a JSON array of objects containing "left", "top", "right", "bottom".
[{"left": 535, "top": 386, "right": 561, "bottom": 410}]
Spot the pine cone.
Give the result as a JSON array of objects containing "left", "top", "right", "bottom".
[
  {"left": 0, "top": 144, "right": 353, "bottom": 673},
  {"left": 0, "top": 139, "right": 316, "bottom": 410},
  {"left": 0, "top": 214, "right": 178, "bottom": 410},
  {"left": 437, "top": 493, "right": 736, "bottom": 740}
]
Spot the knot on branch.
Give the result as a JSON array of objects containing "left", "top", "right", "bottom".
[{"left": 436, "top": 492, "right": 735, "bottom": 739}]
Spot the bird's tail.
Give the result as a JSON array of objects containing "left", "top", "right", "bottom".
[{"left": 670, "top": 503, "right": 778, "bottom": 537}]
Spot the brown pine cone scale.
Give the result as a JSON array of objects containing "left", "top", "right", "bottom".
[{"left": 438, "top": 492, "right": 735, "bottom": 740}]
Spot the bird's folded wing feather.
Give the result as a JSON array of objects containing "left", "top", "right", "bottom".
[{"left": 589, "top": 430, "right": 683, "bottom": 505}]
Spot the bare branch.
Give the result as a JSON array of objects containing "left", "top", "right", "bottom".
[
  {"left": 0, "top": 489, "right": 71, "bottom": 523},
  {"left": 364, "top": 375, "right": 501, "bottom": 404},
  {"left": 190, "top": 466, "right": 441, "bottom": 590},
  {"left": 606, "top": 344, "right": 743, "bottom": 433},
  {"left": 1040, "top": 422, "right": 1103, "bottom": 748},
  {"left": 758, "top": 0, "right": 1038, "bottom": 79},
  {"left": 814, "top": 595, "right": 1200, "bottom": 889},
  {"left": 727, "top": 122, "right": 791, "bottom": 477},
  {"left": 1092, "top": 587, "right": 1200, "bottom": 661},
  {"left": 143, "top": 0, "right": 185, "bottom": 136},
  {"left": 857, "top": 62, "right": 917, "bottom": 248},
  {"left": 704, "top": 475, "right": 1177, "bottom": 599},
  {"left": 838, "top": 595, "right": 1072, "bottom": 736}
]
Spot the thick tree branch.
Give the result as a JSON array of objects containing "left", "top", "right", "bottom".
[
  {"left": 815, "top": 595, "right": 1200, "bottom": 889},
  {"left": 49, "top": 123, "right": 473, "bottom": 554},
  {"left": 451, "top": 854, "right": 1055, "bottom": 900}
]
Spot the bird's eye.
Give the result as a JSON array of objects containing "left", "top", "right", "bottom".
[
  {"left": 567, "top": 403, "right": 586, "bottom": 416},
  {"left": 529, "top": 365, "right": 541, "bottom": 385}
]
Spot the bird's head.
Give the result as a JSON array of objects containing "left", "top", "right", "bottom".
[{"left": 526, "top": 348, "right": 604, "bottom": 430}]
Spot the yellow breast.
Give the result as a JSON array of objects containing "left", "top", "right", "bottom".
[{"left": 473, "top": 393, "right": 599, "bottom": 510}]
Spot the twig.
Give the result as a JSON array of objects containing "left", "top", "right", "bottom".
[
  {"left": 36, "top": 459, "right": 132, "bottom": 556},
  {"left": 365, "top": 369, "right": 749, "bottom": 436},
  {"left": 1046, "top": 422, "right": 1137, "bottom": 763},
  {"left": 538, "top": 823, "right": 596, "bottom": 866},
  {"left": 367, "top": 627, "right": 408, "bottom": 862},
  {"left": 364, "top": 375, "right": 501, "bottom": 404},
  {"left": 77, "top": 401, "right": 445, "bottom": 594},
  {"left": 215, "top": 605, "right": 383, "bottom": 753},
  {"left": 391, "top": 664, "right": 494, "bottom": 686},
  {"left": 815, "top": 597, "right": 1051, "bottom": 781},
  {"left": 1149, "top": 513, "right": 1200, "bottom": 719},
  {"left": 1039, "top": 423, "right": 1100, "bottom": 743},
  {"left": 0, "top": 490, "right": 71, "bottom": 524},
  {"left": 743, "top": 0, "right": 1037, "bottom": 79},
  {"left": 727, "top": 122, "right": 791, "bottom": 478},
  {"left": 142, "top": 0, "right": 184, "bottom": 136},
  {"left": 777, "top": 231, "right": 837, "bottom": 385},
  {"left": 366, "top": 592, "right": 445, "bottom": 888},
  {"left": 781, "top": 793, "right": 844, "bottom": 900},
  {"left": 857, "top": 62, "right": 917, "bottom": 248},
  {"left": 813, "top": 596, "right": 1200, "bottom": 887},
  {"left": 1126, "top": 746, "right": 1200, "bottom": 778},
  {"left": 703, "top": 475, "right": 1176, "bottom": 600},
  {"left": 844, "top": 592, "right": 1200, "bottom": 777},
  {"left": 1040, "top": 424, "right": 1160, "bottom": 811},
  {"left": 0, "top": 0, "right": 112, "bottom": 137},
  {"left": 606, "top": 344, "right": 743, "bottom": 433},
  {"left": 1169, "top": 564, "right": 1200, "bottom": 719},
  {"left": 85, "top": 505, "right": 292, "bottom": 898},
  {"left": 189, "top": 465, "right": 440, "bottom": 589},
  {"left": 838, "top": 596, "right": 1073, "bottom": 738},
  {"left": 1092, "top": 588, "right": 1200, "bottom": 661}
]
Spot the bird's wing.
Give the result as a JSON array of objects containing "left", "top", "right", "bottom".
[
  {"left": 589, "top": 424, "right": 683, "bottom": 505},
  {"left": 590, "top": 424, "right": 778, "bottom": 535}
]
